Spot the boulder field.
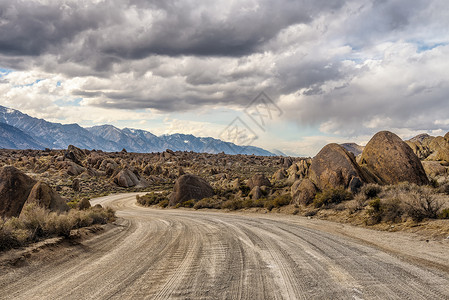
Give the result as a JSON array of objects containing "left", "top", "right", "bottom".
[{"left": 291, "top": 131, "right": 431, "bottom": 205}]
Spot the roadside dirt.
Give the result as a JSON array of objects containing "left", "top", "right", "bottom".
[{"left": 1, "top": 193, "right": 448, "bottom": 299}]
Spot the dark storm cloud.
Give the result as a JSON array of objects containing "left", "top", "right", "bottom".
[
  {"left": 0, "top": 0, "right": 345, "bottom": 60},
  {"left": 0, "top": 1, "right": 112, "bottom": 56}
]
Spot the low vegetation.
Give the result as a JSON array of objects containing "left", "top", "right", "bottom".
[
  {"left": 313, "top": 187, "right": 353, "bottom": 208},
  {"left": 0, "top": 204, "right": 115, "bottom": 251},
  {"left": 136, "top": 192, "right": 170, "bottom": 207}
]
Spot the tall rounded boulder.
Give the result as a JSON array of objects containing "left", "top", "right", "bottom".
[
  {"left": 360, "top": 131, "right": 429, "bottom": 185},
  {"left": 21, "top": 181, "right": 69, "bottom": 215},
  {"left": 0, "top": 166, "right": 36, "bottom": 217},
  {"left": 113, "top": 169, "right": 141, "bottom": 188},
  {"left": 309, "top": 143, "right": 368, "bottom": 191},
  {"left": 169, "top": 174, "right": 214, "bottom": 206}
]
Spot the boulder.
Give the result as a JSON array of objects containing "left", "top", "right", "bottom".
[
  {"left": 360, "top": 131, "right": 429, "bottom": 185},
  {"left": 421, "top": 161, "right": 447, "bottom": 178},
  {"left": 309, "top": 143, "right": 369, "bottom": 190},
  {"left": 113, "top": 169, "right": 141, "bottom": 188},
  {"left": 72, "top": 178, "right": 80, "bottom": 192},
  {"left": 250, "top": 186, "right": 263, "bottom": 200},
  {"left": 21, "top": 181, "right": 69, "bottom": 215},
  {"left": 64, "top": 145, "right": 86, "bottom": 165},
  {"left": 0, "top": 166, "right": 36, "bottom": 218},
  {"left": 291, "top": 179, "right": 317, "bottom": 205},
  {"left": 169, "top": 174, "right": 214, "bottom": 206},
  {"left": 66, "top": 162, "right": 85, "bottom": 176},
  {"left": 247, "top": 174, "right": 271, "bottom": 189},
  {"left": 272, "top": 169, "right": 287, "bottom": 181},
  {"left": 426, "top": 136, "right": 449, "bottom": 162}
]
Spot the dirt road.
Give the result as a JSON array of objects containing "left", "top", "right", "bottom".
[{"left": 1, "top": 193, "right": 449, "bottom": 299}]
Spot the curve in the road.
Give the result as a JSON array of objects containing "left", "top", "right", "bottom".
[{"left": 1, "top": 193, "right": 449, "bottom": 300}]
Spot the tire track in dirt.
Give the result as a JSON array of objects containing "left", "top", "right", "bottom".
[{"left": 1, "top": 193, "right": 448, "bottom": 300}]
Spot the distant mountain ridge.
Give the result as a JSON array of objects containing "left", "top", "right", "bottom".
[{"left": 0, "top": 106, "right": 275, "bottom": 156}]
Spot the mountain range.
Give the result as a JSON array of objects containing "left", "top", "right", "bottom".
[{"left": 0, "top": 105, "right": 275, "bottom": 156}]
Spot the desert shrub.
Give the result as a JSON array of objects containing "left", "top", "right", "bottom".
[
  {"left": 438, "top": 183, "right": 449, "bottom": 195},
  {"left": 360, "top": 184, "right": 382, "bottom": 199},
  {"left": 438, "top": 208, "right": 449, "bottom": 219},
  {"left": 221, "top": 199, "right": 244, "bottom": 210},
  {"left": 194, "top": 197, "right": 223, "bottom": 209},
  {"left": 381, "top": 198, "right": 404, "bottom": 223},
  {"left": 404, "top": 188, "right": 443, "bottom": 222},
  {"left": 137, "top": 192, "right": 169, "bottom": 206},
  {"left": 0, "top": 218, "right": 22, "bottom": 251},
  {"left": 175, "top": 199, "right": 196, "bottom": 208},
  {"left": 304, "top": 210, "right": 318, "bottom": 217},
  {"left": 429, "top": 178, "right": 439, "bottom": 188},
  {"left": 0, "top": 205, "right": 116, "bottom": 251},
  {"left": 313, "top": 187, "right": 353, "bottom": 208},
  {"left": 159, "top": 200, "right": 169, "bottom": 208},
  {"left": 239, "top": 185, "right": 251, "bottom": 197},
  {"left": 366, "top": 198, "right": 382, "bottom": 224},
  {"left": 215, "top": 188, "right": 235, "bottom": 198},
  {"left": 346, "top": 194, "right": 367, "bottom": 214},
  {"left": 272, "top": 194, "right": 292, "bottom": 207}
]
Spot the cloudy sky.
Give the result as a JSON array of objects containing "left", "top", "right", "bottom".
[{"left": 1, "top": 0, "right": 448, "bottom": 156}]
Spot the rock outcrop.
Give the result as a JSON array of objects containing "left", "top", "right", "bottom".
[
  {"left": 21, "top": 181, "right": 69, "bottom": 215},
  {"left": 308, "top": 143, "right": 369, "bottom": 190},
  {"left": 247, "top": 174, "right": 271, "bottom": 189},
  {"left": 169, "top": 174, "right": 214, "bottom": 206},
  {"left": 291, "top": 179, "right": 317, "bottom": 205},
  {"left": 360, "top": 131, "right": 429, "bottom": 185},
  {"left": 64, "top": 145, "right": 87, "bottom": 165},
  {"left": 113, "top": 169, "right": 141, "bottom": 188},
  {"left": 0, "top": 166, "right": 37, "bottom": 217}
]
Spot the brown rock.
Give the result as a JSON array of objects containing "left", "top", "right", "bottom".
[
  {"left": 291, "top": 179, "right": 317, "bottom": 205},
  {"left": 77, "top": 198, "right": 91, "bottom": 210},
  {"left": 273, "top": 169, "right": 287, "bottom": 181},
  {"left": 426, "top": 136, "right": 449, "bottom": 162},
  {"left": 360, "top": 131, "right": 429, "bottom": 185},
  {"left": 0, "top": 166, "right": 37, "bottom": 218},
  {"left": 169, "top": 174, "right": 214, "bottom": 206},
  {"left": 113, "top": 169, "right": 141, "bottom": 188},
  {"left": 64, "top": 145, "right": 86, "bottom": 165},
  {"left": 309, "top": 143, "right": 369, "bottom": 190},
  {"left": 21, "top": 181, "right": 69, "bottom": 215},
  {"left": 72, "top": 178, "right": 80, "bottom": 192},
  {"left": 250, "top": 186, "right": 263, "bottom": 200},
  {"left": 66, "top": 162, "right": 85, "bottom": 176},
  {"left": 421, "top": 161, "right": 447, "bottom": 177},
  {"left": 247, "top": 174, "right": 271, "bottom": 189}
]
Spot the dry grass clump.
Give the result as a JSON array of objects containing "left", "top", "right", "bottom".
[
  {"left": 220, "top": 194, "right": 291, "bottom": 211},
  {"left": 362, "top": 184, "right": 446, "bottom": 224},
  {"left": 136, "top": 192, "right": 170, "bottom": 207},
  {"left": 0, "top": 204, "right": 115, "bottom": 251},
  {"left": 313, "top": 187, "right": 353, "bottom": 208}
]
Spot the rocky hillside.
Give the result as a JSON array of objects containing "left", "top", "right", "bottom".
[{"left": 0, "top": 106, "right": 274, "bottom": 156}]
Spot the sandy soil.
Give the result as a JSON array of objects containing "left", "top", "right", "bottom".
[{"left": 0, "top": 193, "right": 448, "bottom": 299}]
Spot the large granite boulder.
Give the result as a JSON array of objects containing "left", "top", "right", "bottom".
[
  {"left": 360, "top": 131, "right": 429, "bottom": 185},
  {"left": 21, "top": 181, "right": 69, "bottom": 216},
  {"left": 113, "top": 169, "right": 141, "bottom": 188},
  {"left": 169, "top": 174, "right": 214, "bottom": 206},
  {"left": 0, "top": 166, "right": 36, "bottom": 218},
  {"left": 309, "top": 143, "right": 369, "bottom": 190},
  {"left": 291, "top": 178, "right": 318, "bottom": 205},
  {"left": 247, "top": 174, "right": 271, "bottom": 189}
]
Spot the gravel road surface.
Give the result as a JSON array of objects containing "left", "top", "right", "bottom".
[{"left": 1, "top": 193, "right": 448, "bottom": 299}]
